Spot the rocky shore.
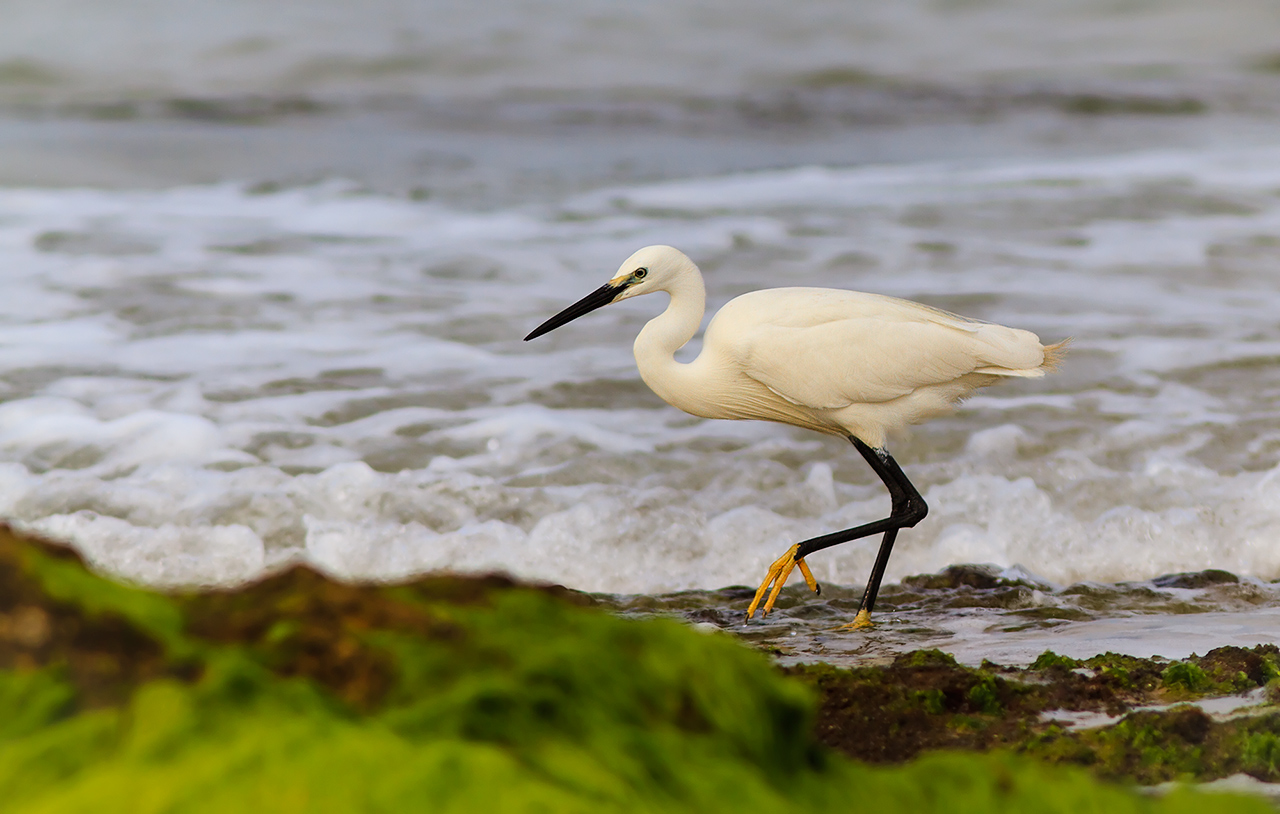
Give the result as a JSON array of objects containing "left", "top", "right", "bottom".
[
  {"left": 791, "top": 646, "right": 1280, "bottom": 784},
  {"left": 0, "top": 523, "right": 1273, "bottom": 812}
]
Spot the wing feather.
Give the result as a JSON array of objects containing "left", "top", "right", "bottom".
[{"left": 711, "top": 288, "right": 1045, "bottom": 410}]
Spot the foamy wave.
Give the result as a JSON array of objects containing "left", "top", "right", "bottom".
[{"left": 2, "top": 147, "right": 1280, "bottom": 590}]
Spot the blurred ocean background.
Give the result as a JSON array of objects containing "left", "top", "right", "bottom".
[{"left": 4, "top": 0, "right": 1280, "bottom": 659}]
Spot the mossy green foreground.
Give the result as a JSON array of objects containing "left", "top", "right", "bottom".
[{"left": 0, "top": 525, "right": 1269, "bottom": 813}]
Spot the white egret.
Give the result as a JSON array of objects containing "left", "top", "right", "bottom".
[{"left": 525, "top": 246, "right": 1067, "bottom": 628}]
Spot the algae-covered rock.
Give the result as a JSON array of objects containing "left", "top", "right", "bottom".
[
  {"left": 0, "top": 524, "right": 1269, "bottom": 813},
  {"left": 790, "top": 644, "right": 1280, "bottom": 789}
]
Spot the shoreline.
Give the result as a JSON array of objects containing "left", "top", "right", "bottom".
[{"left": 1, "top": 522, "right": 1278, "bottom": 807}]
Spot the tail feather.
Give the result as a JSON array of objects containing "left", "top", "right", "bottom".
[
  {"left": 972, "top": 336, "right": 1071, "bottom": 378},
  {"left": 1040, "top": 338, "right": 1072, "bottom": 372},
  {"left": 973, "top": 366, "right": 1044, "bottom": 378}
]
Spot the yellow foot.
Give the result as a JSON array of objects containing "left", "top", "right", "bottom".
[
  {"left": 745, "top": 545, "right": 821, "bottom": 622},
  {"left": 832, "top": 608, "right": 874, "bottom": 631}
]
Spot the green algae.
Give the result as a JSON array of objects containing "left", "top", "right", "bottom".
[
  {"left": 16, "top": 537, "right": 185, "bottom": 649},
  {"left": 791, "top": 645, "right": 1280, "bottom": 789},
  {"left": 0, "top": 525, "right": 1270, "bottom": 812},
  {"left": 1032, "top": 651, "right": 1081, "bottom": 671},
  {"left": 898, "top": 648, "right": 960, "bottom": 669},
  {"left": 1161, "top": 662, "right": 1210, "bottom": 694},
  {"left": 1081, "top": 652, "right": 1165, "bottom": 693},
  {"left": 2, "top": 525, "right": 830, "bottom": 813},
  {"left": 1025, "top": 707, "right": 1280, "bottom": 785},
  {"left": 1241, "top": 731, "right": 1280, "bottom": 776},
  {"left": 968, "top": 674, "right": 1004, "bottom": 715},
  {"left": 787, "top": 653, "right": 1042, "bottom": 763}
]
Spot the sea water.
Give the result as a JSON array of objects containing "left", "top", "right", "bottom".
[{"left": 3, "top": 0, "right": 1280, "bottom": 661}]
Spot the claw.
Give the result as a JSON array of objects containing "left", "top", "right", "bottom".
[
  {"left": 746, "top": 544, "right": 803, "bottom": 621},
  {"left": 763, "top": 556, "right": 797, "bottom": 616},
  {"left": 796, "top": 558, "right": 820, "bottom": 595}
]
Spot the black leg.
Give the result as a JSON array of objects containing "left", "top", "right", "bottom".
[
  {"left": 794, "top": 437, "right": 927, "bottom": 617},
  {"left": 745, "top": 437, "right": 927, "bottom": 623}
]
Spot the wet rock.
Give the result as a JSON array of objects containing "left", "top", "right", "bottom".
[
  {"left": 1167, "top": 706, "right": 1213, "bottom": 745},
  {"left": 1194, "top": 645, "right": 1280, "bottom": 689},
  {"left": 901, "top": 563, "right": 1008, "bottom": 590},
  {"left": 1083, "top": 652, "right": 1167, "bottom": 693},
  {"left": 1153, "top": 569, "right": 1241, "bottom": 589},
  {"left": 789, "top": 656, "right": 1033, "bottom": 764},
  {"left": 791, "top": 644, "right": 1280, "bottom": 787}
]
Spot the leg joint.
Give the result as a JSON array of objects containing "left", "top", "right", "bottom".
[{"left": 896, "top": 495, "right": 928, "bottom": 528}]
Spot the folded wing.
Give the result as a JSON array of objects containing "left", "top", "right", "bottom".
[{"left": 718, "top": 288, "right": 1048, "bottom": 410}]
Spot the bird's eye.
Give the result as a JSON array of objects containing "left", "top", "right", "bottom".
[{"left": 634, "top": 268, "right": 648, "bottom": 279}]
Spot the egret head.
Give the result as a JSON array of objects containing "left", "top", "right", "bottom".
[{"left": 524, "top": 245, "right": 694, "bottom": 341}]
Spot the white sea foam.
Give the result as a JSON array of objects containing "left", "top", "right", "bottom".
[{"left": 2, "top": 144, "right": 1280, "bottom": 594}]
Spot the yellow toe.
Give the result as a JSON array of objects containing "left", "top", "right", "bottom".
[
  {"left": 832, "top": 608, "right": 874, "bottom": 631},
  {"left": 796, "top": 558, "right": 819, "bottom": 595},
  {"left": 762, "top": 557, "right": 797, "bottom": 617},
  {"left": 745, "top": 544, "right": 801, "bottom": 621}
]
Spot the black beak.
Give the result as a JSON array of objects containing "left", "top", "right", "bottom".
[{"left": 524, "top": 282, "right": 625, "bottom": 341}]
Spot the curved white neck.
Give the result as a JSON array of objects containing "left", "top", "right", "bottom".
[{"left": 632, "top": 266, "right": 708, "bottom": 411}]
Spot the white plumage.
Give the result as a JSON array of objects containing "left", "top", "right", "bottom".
[
  {"left": 526, "top": 244, "right": 1066, "bottom": 626},
  {"left": 615, "top": 246, "right": 1062, "bottom": 448}
]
